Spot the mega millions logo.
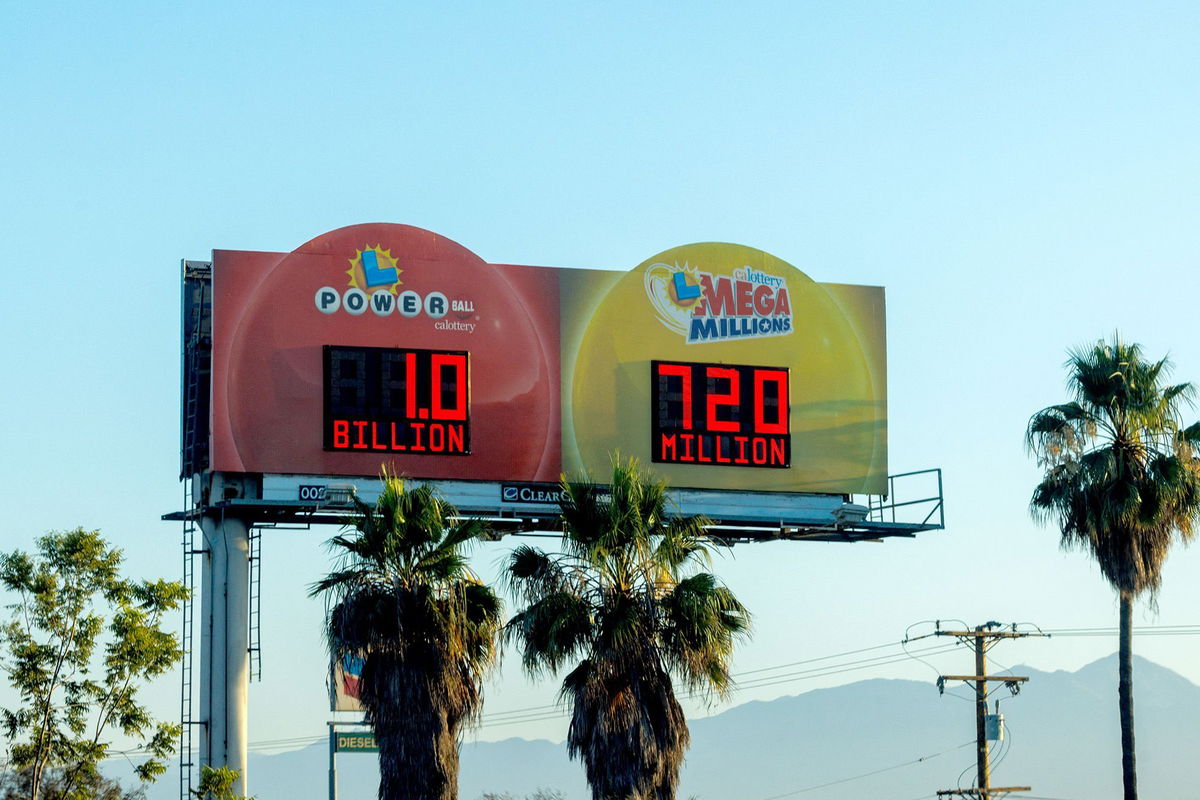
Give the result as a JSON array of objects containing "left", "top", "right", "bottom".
[{"left": 644, "top": 261, "right": 793, "bottom": 344}]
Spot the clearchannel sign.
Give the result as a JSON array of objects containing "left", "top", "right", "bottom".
[
  {"left": 207, "top": 224, "right": 887, "bottom": 494},
  {"left": 501, "top": 483, "right": 570, "bottom": 505}
]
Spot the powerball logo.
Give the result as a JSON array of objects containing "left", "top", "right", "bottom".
[
  {"left": 313, "top": 245, "right": 477, "bottom": 331},
  {"left": 644, "top": 262, "right": 793, "bottom": 344}
]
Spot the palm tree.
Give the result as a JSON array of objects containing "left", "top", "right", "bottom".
[
  {"left": 311, "top": 475, "right": 502, "bottom": 800},
  {"left": 504, "top": 457, "right": 751, "bottom": 800},
  {"left": 1027, "top": 337, "right": 1200, "bottom": 800}
]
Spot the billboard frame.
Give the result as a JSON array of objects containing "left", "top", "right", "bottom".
[{"left": 167, "top": 469, "right": 944, "bottom": 544}]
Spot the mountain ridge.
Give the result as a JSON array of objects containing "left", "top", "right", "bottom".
[{"left": 124, "top": 654, "right": 1198, "bottom": 799}]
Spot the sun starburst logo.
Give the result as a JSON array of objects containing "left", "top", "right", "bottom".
[
  {"left": 346, "top": 245, "right": 403, "bottom": 293},
  {"left": 644, "top": 261, "right": 704, "bottom": 336}
]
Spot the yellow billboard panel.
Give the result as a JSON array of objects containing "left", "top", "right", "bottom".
[{"left": 562, "top": 243, "right": 886, "bottom": 495}]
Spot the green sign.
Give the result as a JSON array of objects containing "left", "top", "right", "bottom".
[{"left": 333, "top": 732, "right": 378, "bottom": 753}]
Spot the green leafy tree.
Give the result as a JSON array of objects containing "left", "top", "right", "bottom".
[
  {"left": 190, "top": 766, "right": 251, "bottom": 800},
  {"left": 504, "top": 457, "right": 751, "bottom": 800},
  {"left": 0, "top": 528, "right": 187, "bottom": 800},
  {"left": 0, "top": 767, "right": 145, "bottom": 800},
  {"left": 310, "top": 476, "right": 502, "bottom": 800},
  {"left": 1027, "top": 337, "right": 1200, "bottom": 800}
]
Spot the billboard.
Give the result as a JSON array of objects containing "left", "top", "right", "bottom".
[
  {"left": 209, "top": 223, "right": 886, "bottom": 494},
  {"left": 330, "top": 652, "right": 365, "bottom": 712}
]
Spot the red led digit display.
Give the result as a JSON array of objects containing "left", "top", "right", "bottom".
[
  {"left": 651, "top": 360, "right": 790, "bottom": 468},
  {"left": 324, "top": 346, "right": 470, "bottom": 454}
]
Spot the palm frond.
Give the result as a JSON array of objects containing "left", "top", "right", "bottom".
[
  {"left": 437, "top": 516, "right": 489, "bottom": 552},
  {"left": 503, "top": 545, "right": 567, "bottom": 604},
  {"left": 504, "top": 590, "right": 591, "bottom": 677},
  {"left": 1183, "top": 422, "right": 1200, "bottom": 446},
  {"left": 307, "top": 568, "right": 368, "bottom": 597},
  {"left": 660, "top": 575, "right": 751, "bottom": 696},
  {"left": 653, "top": 516, "right": 714, "bottom": 574}
]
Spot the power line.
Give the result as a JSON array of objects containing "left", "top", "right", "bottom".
[
  {"left": 1044, "top": 624, "right": 1200, "bottom": 637},
  {"left": 229, "top": 622, "right": 1200, "bottom": 749},
  {"left": 108, "top": 621, "right": 1200, "bottom": 762},
  {"left": 477, "top": 642, "right": 966, "bottom": 728},
  {"left": 736, "top": 640, "right": 910, "bottom": 676},
  {"left": 752, "top": 740, "right": 974, "bottom": 800},
  {"left": 103, "top": 637, "right": 967, "bottom": 760},
  {"left": 734, "top": 644, "right": 962, "bottom": 691},
  {"left": 174, "top": 616, "right": 1200, "bottom": 748},
  {"left": 479, "top": 639, "right": 953, "bottom": 723}
]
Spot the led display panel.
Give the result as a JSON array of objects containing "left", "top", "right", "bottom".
[
  {"left": 323, "top": 346, "right": 470, "bottom": 455},
  {"left": 651, "top": 361, "right": 790, "bottom": 469}
]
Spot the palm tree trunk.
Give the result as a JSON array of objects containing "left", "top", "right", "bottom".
[
  {"left": 1119, "top": 591, "right": 1137, "bottom": 800},
  {"left": 376, "top": 720, "right": 458, "bottom": 800},
  {"left": 371, "top": 665, "right": 458, "bottom": 800}
]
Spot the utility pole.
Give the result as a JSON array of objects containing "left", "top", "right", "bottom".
[{"left": 928, "top": 621, "right": 1048, "bottom": 800}]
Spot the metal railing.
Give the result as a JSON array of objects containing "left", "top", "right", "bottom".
[{"left": 865, "top": 468, "right": 944, "bottom": 529}]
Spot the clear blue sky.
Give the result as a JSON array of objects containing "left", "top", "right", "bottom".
[{"left": 3, "top": 0, "right": 1200, "bottom": 763}]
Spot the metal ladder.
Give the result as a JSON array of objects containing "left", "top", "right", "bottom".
[
  {"left": 248, "top": 528, "right": 262, "bottom": 682},
  {"left": 180, "top": 484, "right": 197, "bottom": 800}
]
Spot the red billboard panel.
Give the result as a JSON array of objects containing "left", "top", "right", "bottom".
[{"left": 211, "top": 224, "right": 561, "bottom": 481}]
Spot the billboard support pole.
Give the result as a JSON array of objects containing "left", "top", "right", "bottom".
[
  {"left": 224, "top": 515, "right": 251, "bottom": 796},
  {"left": 198, "top": 506, "right": 250, "bottom": 796},
  {"left": 199, "top": 514, "right": 223, "bottom": 774}
]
